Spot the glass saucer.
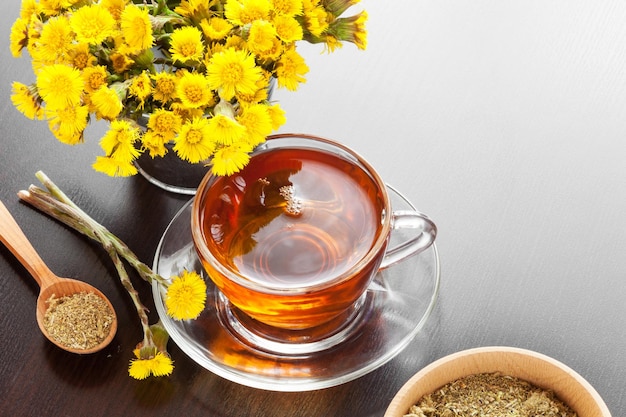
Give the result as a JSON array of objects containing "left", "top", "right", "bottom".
[{"left": 151, "top": 184, "right": 440, "bottom": 392}]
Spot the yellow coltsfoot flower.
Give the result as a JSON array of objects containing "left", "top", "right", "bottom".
[
  {"left": 129, "top": 346, "right": 174, "bottom": 380},
  {"left": 206, "top": 48, "right": 263, "bottom": 101},
  {"left": 169, "top": 26, "right": 205, "bottom": 64},
  {"left": 329, "top": 10, "right": 368, "bottom": 50},
  {"left": 120, "top": 4, "right": 153, "bottom": 54},
  {"left": 211, "top": 143, "right": 253, "bottom": 176},
  {"left": 165, "top": 270, "right": 207, "bottom": 321},
  {"left": 174, "top": 117, "right": 216, "bottom": 163},
  {"left": 36, "top": 63, "right": 83, "bottom": 109},
  {"left": 69, "top": 4, "right": 117, "bottom": 46},
  {"left": 11, "top": 82, "right": 44, "bottom": 120}
]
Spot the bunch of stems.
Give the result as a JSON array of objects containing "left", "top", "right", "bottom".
[{"left": 18, "top": 171, "right": 167, "bottom": 349}]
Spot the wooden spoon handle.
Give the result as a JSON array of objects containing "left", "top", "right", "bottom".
[{"left": 0, "top": 201, "right": 56, "bottom": 288}]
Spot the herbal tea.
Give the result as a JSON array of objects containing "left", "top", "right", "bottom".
[
  {"left": 195, "top": 146, "right": 386, "bottom": 328},
  {"left": 203, "top": 148, "right": 383, "bottom": 285}
]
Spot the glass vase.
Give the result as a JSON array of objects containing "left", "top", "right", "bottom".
[{"left": 134, "top": 143, "right": 209, "bottom": 195}]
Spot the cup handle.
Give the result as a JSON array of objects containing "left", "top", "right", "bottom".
[{"left": 379, "top": 210, "right": 437, "bottom": 270}]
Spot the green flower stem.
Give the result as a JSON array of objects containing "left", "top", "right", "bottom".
[
  {"left": 102, "top": 241, "right": 154, "bottom": 349},
  {"left": 17, "top": 187, "right": 100, "bottom": 242},
  {"left": 17, "top": 171, "right": 169, "bottom": 352},
  {"left": 24, "top": 171, "right": 168, "bottom": 287}
]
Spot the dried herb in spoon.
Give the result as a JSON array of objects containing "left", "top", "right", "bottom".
[
  {"left": 404, "top": 372, "right": 577, "bottom": 417},
  {"left": 43, "top": 292, "right": 115, "bottom": 351}
]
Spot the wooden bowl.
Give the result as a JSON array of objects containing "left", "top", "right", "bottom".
[{"left": 384, "top": 346, "right": 611, "bottom": 417}]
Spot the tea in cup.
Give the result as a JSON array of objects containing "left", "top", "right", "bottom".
[{"left": 191, "top": 134, "right": 436, "bottom": 332}]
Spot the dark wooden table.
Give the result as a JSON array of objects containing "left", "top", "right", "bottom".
[{"left": 2, "top": 1, "right": 625, "bottom": 416}]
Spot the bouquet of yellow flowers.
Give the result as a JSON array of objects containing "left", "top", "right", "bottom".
[{"left": 10, "top": 0, "right": 367, "bottom": 177}]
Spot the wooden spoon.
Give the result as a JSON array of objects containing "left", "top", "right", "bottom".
[{"left": 0, "top": 201, "right": 117, "bottom": 354}]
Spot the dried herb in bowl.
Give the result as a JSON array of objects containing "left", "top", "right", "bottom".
[{"left": 404, "top": 372, "right": 577, "bottom": 417}]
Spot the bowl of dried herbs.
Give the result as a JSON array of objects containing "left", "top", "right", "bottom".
[{"left": 384, "top": 346, "right": 611, "bottom": 417}]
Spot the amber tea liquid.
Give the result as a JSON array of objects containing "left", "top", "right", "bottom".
[{"left": 197, "top": 147, "right": 387, "bottom": 329}]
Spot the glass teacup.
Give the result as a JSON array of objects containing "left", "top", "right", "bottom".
[{"left": 191, "top": 134, "right": 436, "bottom": 341}]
